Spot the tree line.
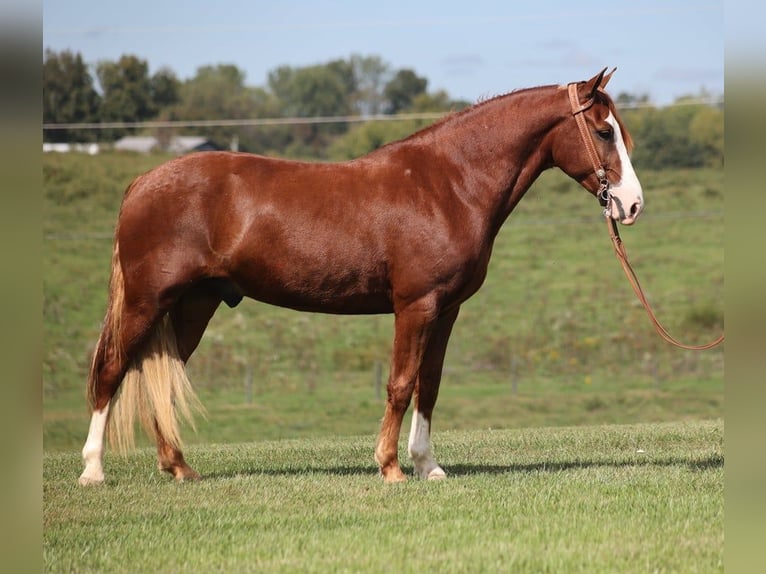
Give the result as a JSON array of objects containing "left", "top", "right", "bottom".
[{"left": 43, "top": 49, "right": 723, "bottom": 169}]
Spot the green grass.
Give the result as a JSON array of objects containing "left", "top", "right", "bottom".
[
  {"left": 44, "top": 419, "right": 723, "bottom": 573},
  {"left": 42, "top": 153, "right": 724, "bottom": 573}
]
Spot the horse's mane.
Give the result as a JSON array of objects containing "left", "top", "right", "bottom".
[
  {"left": 374, "top": 85, "right": 555, "bottom": 151},
  {"left": 374, "top": 82, "right": 633, "bottom": 154},
  {"left": 415, "top": 85, "right": 555, "bottom": 136}
]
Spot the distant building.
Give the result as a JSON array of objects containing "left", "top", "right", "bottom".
[
  {"left": 113, "top": 135, "right": 219, "bottom": 154},
  {"left": 43, "top": 142, "right": 101, "bottom": 155}
]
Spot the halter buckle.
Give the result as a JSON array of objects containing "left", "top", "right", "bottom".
[{"left": 599, "top": 182, "right": 612, "bottom": 218}]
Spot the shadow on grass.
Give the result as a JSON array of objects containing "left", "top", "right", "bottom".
[
  {"left": 448, "top": 453, "right": 723, "bottom": 476},
  {"left": 202, "top": 453, "right": 723, "bottom": 481}
]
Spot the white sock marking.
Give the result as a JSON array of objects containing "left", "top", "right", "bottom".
[
  {"left": 408, "top": 409, "right": 446, "bottom": 480},
  {"left": 78, "top": 403, "right": 109, "bottom": 485}
]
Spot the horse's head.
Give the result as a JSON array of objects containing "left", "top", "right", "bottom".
[{"left": 552, "top": 68, "right": 644, "bottom": 225}]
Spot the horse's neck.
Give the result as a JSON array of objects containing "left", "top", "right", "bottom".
[{"left": 436, "top": 88, "right": 563, "bottom": 228}]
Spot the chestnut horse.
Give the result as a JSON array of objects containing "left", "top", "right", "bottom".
[{"left": 79, "top": 68, "right": 643, "bottom": 485}]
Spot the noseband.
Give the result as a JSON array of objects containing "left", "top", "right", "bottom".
[{"left": 567, "top": 82, "right": 612, "bottom": 214}]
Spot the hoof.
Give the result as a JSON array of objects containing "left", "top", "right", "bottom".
[
  {"left": 159, "top": 459, "right": 201, "bottom": 482},
  {"left": 78, "top": 473, "right": 104, "bottom": 486},
  {"left": 426, "top": 467, "right": 447, "bottom": 481},
  {"left": 174, "top": 469, "right": 202, "bottom": 482},
  {"left": 380, "top": 466, "right": 407, "bottom": 483},
  {"left": 167, "top": 466, "right": 201, "bottom": 482}
]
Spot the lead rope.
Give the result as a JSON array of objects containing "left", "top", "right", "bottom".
[
  {"left": 567, "top": 82, "right": 723, "bottom": 350},
  {"left": 605, "top": 215, "right": 724, "bottom": 350}
]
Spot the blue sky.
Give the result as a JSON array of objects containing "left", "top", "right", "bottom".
[{"left": 43, "top": 0, "right": 723, "bottom": 105}]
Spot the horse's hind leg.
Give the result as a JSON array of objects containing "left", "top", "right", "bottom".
[
  {"left": 79, "top": 303, "right": 161, "bottom": 485},
  {"left": 154, "top": 281, "right": 223, "bottom": 480},
  {"left": 408, "top": 307, "right": 459, "bottom": 480}
]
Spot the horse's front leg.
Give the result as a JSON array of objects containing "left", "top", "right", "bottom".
[
  {"left": 408, "top": 306, "right": 459, "bottom": 480},
  {"left": 375, "top": 300, "right": 438, "bottom": 483}
]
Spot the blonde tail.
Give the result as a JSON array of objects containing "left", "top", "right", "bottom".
[
  {"left": 87, "top": 240, "right": 125, "bottom": 410},
  {"left": 107, "top": 314, "right": 206, "bottom": 454}
]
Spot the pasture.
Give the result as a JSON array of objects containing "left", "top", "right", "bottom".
[
  {"left": 44, "top": 420, "right": 723, "bottom": 572},
  {"left": 43, "top": 152, "right": 723, "bottom": 570}
]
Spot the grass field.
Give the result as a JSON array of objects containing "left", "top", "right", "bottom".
[
  {"left": 44, "top": 419, "right": 723, "bottom": 573},
  {"left": 43, "top": 153, "right": 724, "bottom": 571}
]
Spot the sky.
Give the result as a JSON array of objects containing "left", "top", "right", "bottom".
[{"left": 43, "top": 0, "right": 724, "bottom": 106}]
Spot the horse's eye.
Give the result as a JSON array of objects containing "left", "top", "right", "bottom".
[{"left": 596, "top": 128, "right": 614, "bottom": 142}]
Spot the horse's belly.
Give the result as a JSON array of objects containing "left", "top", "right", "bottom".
[{"left": 233, "top": 261, "right": 394, "bottom": 315}]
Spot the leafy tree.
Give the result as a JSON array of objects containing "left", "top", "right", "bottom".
[
  {"left": 620, "top": 92, "right": 723, "bottom": 169},
  {"left": 328, "top": 89, "right": 468, "bottom": 160},
  {"left": 96, "top": 55, "right": 156, "bottom": 140},
  {"left": 162, "top": 64, "right": 263, "bottom": 151},
  {"left": 408, "top": 90, "right": 468, "bottom": 112},
  {"left": 43, "top": 49, "right": 101, "bottom": 142},
  {"left": 614, "top": 91, "right": 650, "bottom": 107},
  {"left": 349, "top": 54, "right": 391, "bottom": 116},
  {"left": 688, "top": 105, "right": 724, "bottom": 167},
  {"left": 383, "top": 69, "right": 428, "bottom": 114},
  {"left": 328, "top": 119, "right": 425, "bottom": 160},
  {"left": 42, "top": 49, "right": 724, "bottom": 167},
  {"left": 269, "top": 60, "right": 356, "bottom": 119},
  {"left": 268, "top": 60, "right": 358, "bottom": 157},
  {"left": 150, "top": 67, "right": 181, "bottom": 111},
  {"left": 237, "top": 86, "right": 291, "bottom": 155}
]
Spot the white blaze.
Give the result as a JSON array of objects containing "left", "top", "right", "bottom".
[{"left": 605, "top": 112, "right": 643, "bottom": 224}]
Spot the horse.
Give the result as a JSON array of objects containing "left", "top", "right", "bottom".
[{"left": 78, "top": 68, "right": 643, "bottom": 485}]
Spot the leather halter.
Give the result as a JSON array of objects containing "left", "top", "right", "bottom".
[
  {"left": 567, "top": 82, "right": 610, "bottom": 207},
  {"left": 567, "top": 82, "right": 724, "bottom": 351}
]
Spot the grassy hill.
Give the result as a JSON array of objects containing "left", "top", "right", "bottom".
[{"left": 43, "top": 152, "right": 723, "bottom": 451}]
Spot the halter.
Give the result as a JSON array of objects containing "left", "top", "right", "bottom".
[
  {"left": 567, "top": 82, "right": 611, "bottom": 213},
  {"left": 567, "top": 81, "right": 724, "bottom": 351}
]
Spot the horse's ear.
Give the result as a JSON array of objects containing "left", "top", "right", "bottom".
[
  {"left": 600, "top": 67, "right": 617, "bottom": 90},
  {"left": 579, "top": 67, "right": 608, "bottom": 102}
]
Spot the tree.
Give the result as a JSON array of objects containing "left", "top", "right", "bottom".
[
  {"left": 349, "top": 54, "right": 391, "bottom": 116},
  {"left": 96, "top": 55, "right": 155, "bottom": 140},
  {"left": 688, "top": 104, "right": 724, "bottom": 168},
  {"left": 268, "top": 60, "right": 358, "bottom": 157},
  {"left": 43, "top": 49, "right": 101, "bottom": 142},
  {"left": 163, "top": 64, "right": 263, "bottom": 151},
  {"left": 328, "top": 89, "right": 468, "bottom": 160},
  {"left": 628, "top": 105, "right": 722, "bottom": 169},
  {"left": 614, "top": 91, "right": 650, "bottom": 108},
  {"left": 150, "top": 67, "right": 181, "bottom": 111},
  {"left": 383, "top": 69, "right": 428, "bottom": 114}
]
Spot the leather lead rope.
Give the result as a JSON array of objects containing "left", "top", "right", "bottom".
[
  {"left": 568, "top": 81, "right": 724, "bottom": 350},
  {"left": 606, "top": 217, "right": 724, "bottom": 350}
]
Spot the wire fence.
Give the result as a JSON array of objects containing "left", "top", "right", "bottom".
[{"left": 42, "top": 98, "right": 722, "bottom": 132}]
